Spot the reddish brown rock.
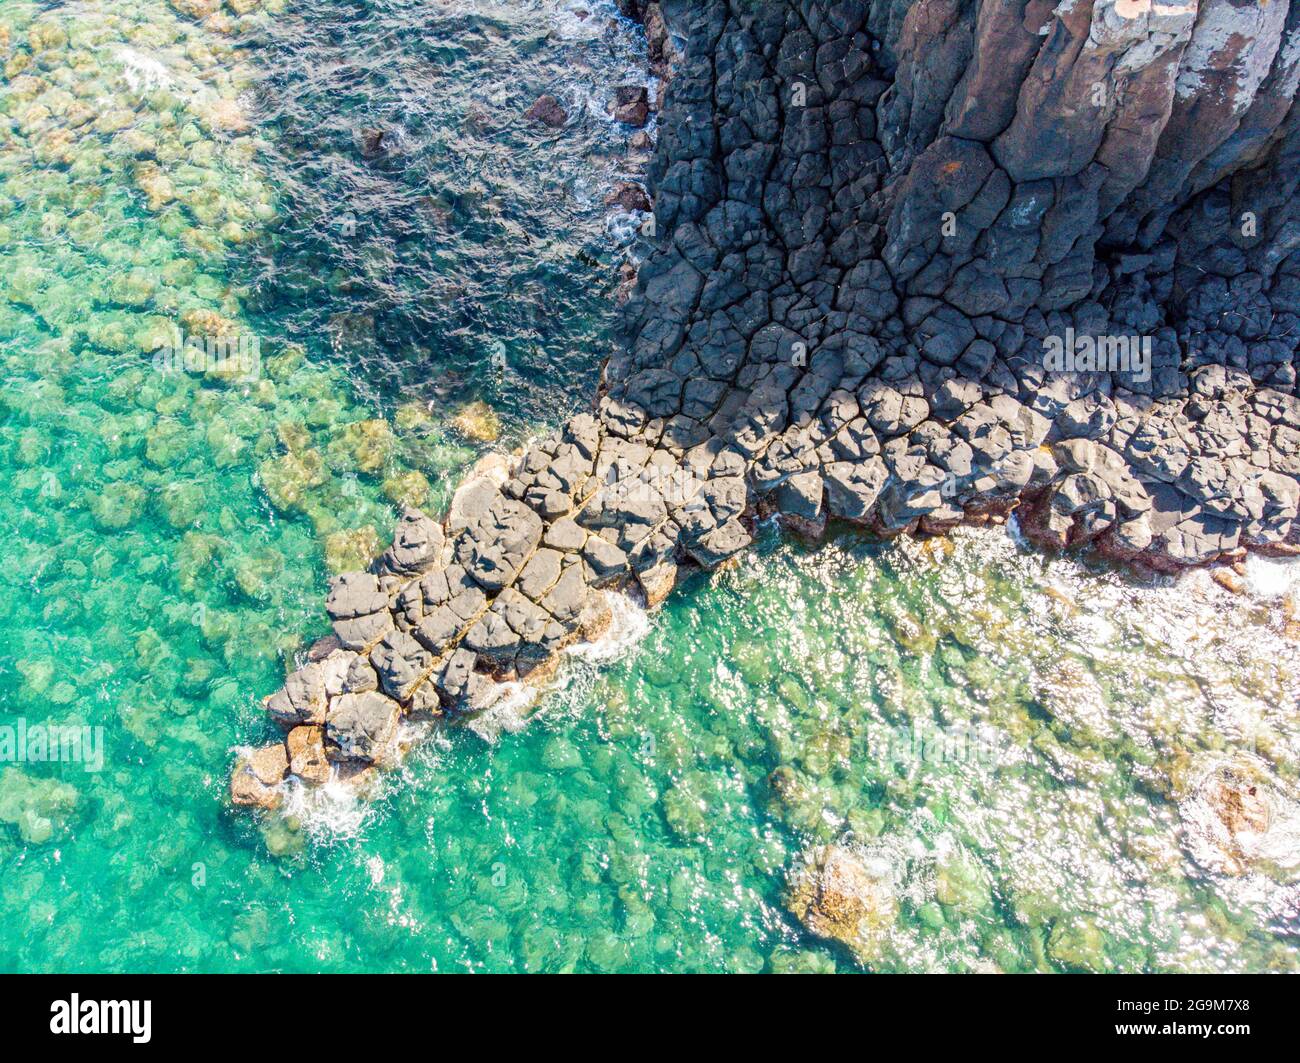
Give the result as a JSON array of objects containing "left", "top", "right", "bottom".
[
  {"left": 611, "top": 85, "right": 649, "bottom": 126},
  {"left": 287, "top": 725, "right": 331, "bottom": 785},
  {"left": 524, "top": 94, "right": 567, "bottom": 128},
  {"left": 605, "top": 181, "right": 651, "bottom": 213},
  {"left": 1211, "top": 568, "right": 1245, "bottom": 595},
  {"left": 786, "top": 844, "right": 898, "bottom": 965},
  {"left": 230, "top": 742, "right": 288, "bottom": 810}
]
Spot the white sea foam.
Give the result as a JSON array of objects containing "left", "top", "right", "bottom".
[
  {"left": 465, "top": 680, "right": 540, "bottom": 742},
  {"left": 280, "top": 773, "right": 375, "bottom": 841},
  {"left": 567, "top": 590, "right": 651, "bottom": 665},
  {"left": 467, "top": 591, "right": 653, "bottom": 741},
  {"left": 606, "top": 209, "right": 645, "bottom": 246},
  {"left": 113, "top": 47, "right": 173, "bottom": 94},
  {"left": 1239, "top": 553, "right": 1300, "bottom": 602},
  {"left": 1005, "top": 511, "right": 1031, "bottom": 551}
]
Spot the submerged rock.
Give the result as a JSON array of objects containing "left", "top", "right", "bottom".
[
  {"left": 324, "top": 526, "right": 381, "bottom": 574},
  {"left": 785, "top": 844, "right": 897, "bottom": 965},
  {"left": 1207, "top": 777, "right": 1270, "bottom": 839},
  {"left": 1176, "top": 755, "right": 1285, "bottom": 877},
  {"left": 1048, "top": 914, "right": 1110, "bottom": 974},
  {"left": 0, "top": 769, "right": 79, "bottom": 845},
  {"left": 450, "top": 400, "right": 500, "bottom": 443},
  {"left": 356, "top": 126, "right": 388, "bottom": 159}
]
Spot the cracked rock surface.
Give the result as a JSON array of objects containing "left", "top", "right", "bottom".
[{"left": 232, "top": 0, "right": 1300, "bottom": 808}]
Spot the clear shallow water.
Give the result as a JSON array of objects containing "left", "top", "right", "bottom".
[{"left": 1, "top": 0, "right": 1298, "bottom": 973}]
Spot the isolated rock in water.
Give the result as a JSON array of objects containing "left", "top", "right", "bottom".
[
  {"left": 611, "top": 85, "right": 649, "bottom": 126},
  {"left": 1179, "top": 758, "right": 1277, "bottom": 876},
  {"left": 524, "top": 94, "right": 567, "bottom": 128},
  {"left": 1209, "top": 779, "right": 1271, "bottom": 837},
  {"left": 786, "top": 844, "right": 898, "bottom": 964},
  {"left": 357, "top": 127, "right": 388, "bottom": 158}
]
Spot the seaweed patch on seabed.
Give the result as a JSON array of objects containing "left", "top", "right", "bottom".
[
  {"left": 232, "top": 0, "right": 1300, "bottom": 829},
  {"left": 0, "top": 0, "right": 491, "bottom": 851}
]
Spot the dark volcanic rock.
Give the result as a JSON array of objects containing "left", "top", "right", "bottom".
[{"left": 236, "top": 0, "right": 1300, "bottom": 808}]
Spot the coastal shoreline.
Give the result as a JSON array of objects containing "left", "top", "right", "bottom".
[{"left": 232, "top": 0, "right": 1300, "bottom": 811}]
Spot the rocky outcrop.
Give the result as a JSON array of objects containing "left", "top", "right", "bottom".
[
  {"left": 232, "top": 1, "right": 1300, "bottom": 808},
  {"left": 785, "top": 844, "right": 898, "bottom": 963}
]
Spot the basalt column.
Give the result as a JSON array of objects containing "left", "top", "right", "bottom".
[{"left": 233, "top": 1, "right": 1300, "bottom": 809}]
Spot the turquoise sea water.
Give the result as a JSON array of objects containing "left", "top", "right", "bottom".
[{"left": 1, "top": 0, "right": 1299, "bottom": 973}]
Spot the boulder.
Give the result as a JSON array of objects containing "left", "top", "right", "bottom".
[
  {"left": 611, "top": 85, "right": 650, "bottom": 126},
  {"left": 264, "top": 661, "right": 328, "bottom": 728},
  {"left": 582, "top": 535, "right": 629, "bottom": 585},
  {"left": 381, "top": 507, "right": 444, "bottom": 576},
  {"left": 370, "top": 629, "right": 434, "bottom": 702},
  {"left": 230, "top": 743, "right": 288, "bottom": 810},
  {"left": 286, "top": 726, "right": 331, "bottom": 785},
  {"left": 456, "top": 497, "right": 544, "bottom": 591},
  {"left": 326, "top": 691, "right": 401, "bottom": 764},
  {"left": 325, "top": 572, "right": 387, "bottom": 620},
  {"left": 606, "top": 181, "right": 652, "bottom": 212},
  {"left": 525, "top": 94, "right": 567, "bottom": 128},
  {"left": 785, "top": 845, "right": 898, "bottom": 965}
]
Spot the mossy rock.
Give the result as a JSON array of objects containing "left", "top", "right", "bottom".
[
  {"left": 324, "top": 525, "right": 380, "bottom": 573},
  {"left": 258, "top": 448, "right": 325, "bottom": 511},
  {"left": 90, "top": 480, "right": 145, "bottom": 529},
  {"left": 1048, "top": 914, "right": 1109, "bottom": 973},
  {"left": 450, "top": 399, "right": 500, "bottom": 443},
  {"left": 383, "top": 469, "right": 430, "bottom": 509}
]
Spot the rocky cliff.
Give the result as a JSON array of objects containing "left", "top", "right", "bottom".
[{"left": 233, "top": 0, "right": 1300, "bottom": 809}]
